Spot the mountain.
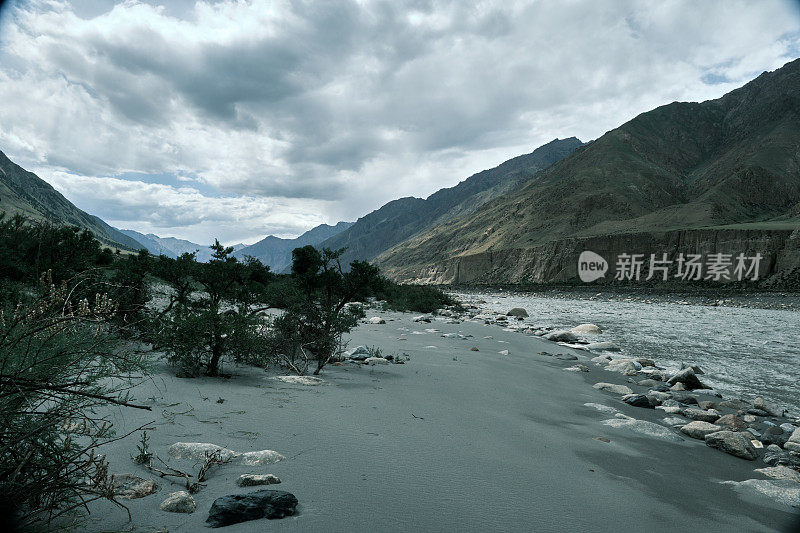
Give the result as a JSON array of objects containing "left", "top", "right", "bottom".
[
  {"left": 376, "top": 58, "right": 800, "bottom": 285},
  {"left": 316, "top": 137, "right": 584, "bottom": 266},
  {"left": 233, "top": 221, "right": 355, "bottom": 272},
  {"left": 0, "top": 150, "right": 144, "bottom": 251}
]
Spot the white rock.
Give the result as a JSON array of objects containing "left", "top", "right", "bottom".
[
  {"left": 571, "top": 323, "right": 602, "bottom": 334},
  {"left": 168, "top": 442, "right": 237, "bottom": 462},
  {"left": 585, "top": 341, "right": 621, "bottom": 352},
  {"left": 584, "top": 402, "right": 619, "bottom": 415},
  {"left": 754, "top": 466, "right": 800, "bottom": 483},
  {"left": 680, "top": 421, "right": 722, "bottom": 440},
  {"left": 236, "top": 474, "right": 282, "bottom": 487},
  {"left": 237, "top": 449, "right": 286, "bottom": 466},
  {"left": 498, "top": 349, "right": 509, "bottom": 355},
  {"left": 160, "top": 491, "right": 196, "bottom": 513},
  {"left": 368, "top": 316, "right": 386, "bottom": 324},
  {"left": 602, "top": 418, "right": 684, "bottom": 442},
  {"left": 720, "top": 479, "right": 800, "bottom": 509},
  {"left": 364, "top": 357, "right": 390, "bottom": 365},
  {"left": 593, "top": 382, "right": 633, "bottom": 395},
  {"left": 543, "top": 330, "right": 578, "bottom": 342},
  {"left": 272, "top": 375, "right": 325, "bottom": 385}
]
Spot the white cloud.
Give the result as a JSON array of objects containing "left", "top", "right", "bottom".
[{"left": 0, "top": 0, "right": 798, "bottom": 242}]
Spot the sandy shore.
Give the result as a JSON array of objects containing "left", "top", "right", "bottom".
[{"left": 81, "top": 309, "right": 799, "bottom": 532}]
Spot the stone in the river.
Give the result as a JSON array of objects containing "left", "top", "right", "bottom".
[
  {"left": 112, "top": 474, "right": 157, "bottom": 499},
  {"left": 413, "top": 315, "right": 433, "bottom": 323},
  {"left": 168, "top": 442, "right": 237, "bottom": 462},
  {"left": 368, "top": 316, "right": 386, "bottom": 324},
  {"left": 237, "top": 450, "right": 286, "bottom": 466},
  {"left": 469, "top": 347, "right": 479, "bottom": 352},
  {"left": 754, "top": 465, "right": 800, "bottom": 483},
  {"left": 760, "top": 426, "right": 788, "bottom": 447},
  {"left": 273, "top": 375, "right": 325, "bottom": 386},
  {"left": 666, "top": 367, "right": 707, "bottom": 390},
  {"left": 719, "top": 399, "right": 750, "bottom": 410},
  {"left": 622, "top": 394, "right": 654, "bottom": 409},
  {"left": 646, "top": 391, "right": 672, "bottom": 405},
  {"left": 555, "top": 353, "right": 578, "bottom": 361},
  {"left": 783, "top": 427, "right": 800, "bottom": 452},
  {"left": 585, "top": 341, "right": 620, "bottom": 352},
  {"left": 680, "top": 363, "right": 704, "bottom": 375},
  {"left": 606, "top": 359, "right": 640, "bottom": 376},
  {"left": 682, "top": 408, "right": 720, "bottom": 423},
  {"left": 602, "top": 417, "right": 683, "bottom": 442},
  {"left": 669, "top": 392, "right": 698, "bottom": 405},
  {"left": 780, "top": 423, "right": 797, "bottom": 433},
  {"left": 160, "top": 491, "right": 196, "bottom": 513},
  {"left": 650, "top": 383, "right": 672, "bottom": 392},
  {"left": 697, "top": 401, "right": 717, "bottom": 410},
  {"left": 716, "top": 414, "right": 747, "bottom": 431},
  {"left": 671, "top": 382, "right": 687, "bottom": 391},
  {"left": 347, "top": 345, "right": 371, "bottom": 360},
  {"left": 593, "top": 382, "right": 633, "bottom": 395},
  {"left": 571, "top": 323, "right": 602, "bottom": 334},
  {"left": 236, "top": 474, "right": 281, "bottom": 487},
  {"left": 543, "top": 330, "right": 578, "bottom": 342},
  {"left": 206, "top": 490, "right": 298, "bottom": 528},
  {"left": 507, "top": 308, "right": 529, "bottom": 318},
  {"left": 364, "top": 357, "right": 390, "bottom": 365},
  {"left": 637, "top": 379, "right": 658, "bottom": 387},
  {"left": 705, "top": 431, "right": 758, "bottom": 460},
  {"left": 754, "top": 397, "right": 785, "bottom": 417},
  {"left": 763, "top": 449, "right": 800, "bottom": 469},
  {"left": 681, "top": 421, "right": 722, "bottom": 440},
  {"left": 743, "top": 414, "right": 757, "bottom": 423},
  {"left": 564, "top": 364, "right": 589, "bottom": 372},
  {"left": 499, "top": 349, "right": 510, "bottom": 356},
  {"left": 663, "top": 416, "right": 689, "bottom": 427},
  {"left": 747, "top": 408, "right": 770, "bottom": 417}
]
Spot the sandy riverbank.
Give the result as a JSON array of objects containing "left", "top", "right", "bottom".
[{"left": 81, "top": 308, "right": 799, "bottom": 532}]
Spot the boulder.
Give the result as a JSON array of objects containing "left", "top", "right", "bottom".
[
  {"left": 760, "top": 426, "right": 788, "bottom": 447},
  {"left": 112, "top": 474, "right": 157, "bottom": 499},
  {"left": 368, "top": 316, "right": 386, "bottom": 324},
  {"left": 602, "top": 417, "right": 683, "bottom": 442},
  {"left": 680, "top": 363, "right": 705, "bottom": 375},
  {"left": 705, "top": 431, "right": 758, "bottom": 460},
  {"left": 168, "top": 442, "right": 237, "bottom": 462},
  {"left": 160, "top": 491, "right": 196, "bottom": 513},
  {"left": 754, "top": 466, "right": 800, "bottom": 483},
  {"left": 680, "top": 421, "right": 722, "bottom": 440},
  {"left": 206, "top": 490, "right": 298, "bottom": 528},
  {"left": 646, "top": 391, "right": 672, "bottom": 405},
  {"left": 667, "top": 367, "right": 707, "bottom": 390},
  {"left": 682, "top": 408, "right": 720, "bottom": 423},
  {"left": 622, "top": 394, "right": 654, "bottom": 409},
  {"left": 364, "top": 357, "right": 390, "bottom": 366},
  {"left": 555, "top": 353, "right": 578, "bottom": 361},
  {"left": 719, "top": 479, "right": 800, "bottom": 509},
  {"left": 413, "top": 315, "right": 433, "bottom": 322},
  {"left": 763, "top": 449, "right": 800, "bottom": 469},
  {"left": 347, "top": 345, "right": 371, "bottom": 360},
  {"left": 272, "top": 375, "right": 325, "bottom": 386},
  {"left": 571, "top": 323, "right": 602, "bottom": 334},
  {"left": 716, "top": 414, "right": 747, "bottom": 431},
  {"left": 783, "top": 427, "right": 800, "bottom": 452},
  {"left": 564, "top": 364, "right": 589, "bottom": 372},
  {"left": 606, "top": 359, "right": 640, "bottom": 376},
  {"left": 236, "top": 474, "right": 281, "bottom": 487},
  {"left": 637, "top": 379, "right": 658, "bottom": 387},
  {"left": 585, "top": 341, "right": 620, "bottom": 352},
  {"left": 543, "top": 330, "right": 578, "bottom": 342},
  {"left": 238, "top": 450, "right": 286, "bottom": 466},
  {"left": 507, "top": 308, "right": 529, "bottom": 318},
  {"left": 697, "top": 401, "right": 717, "bottom": 411},
  {"left": 499, "top": 349, "right": 510, "bottom": 356},
  {"left": 719, "top": 399, "right": 751, "bottom": 410},
  {"left": 593, "top": 382, "right": 633, "bottom": 395},
  {"left": 754, "top": 397, "right": 785, "bottom": 417}
]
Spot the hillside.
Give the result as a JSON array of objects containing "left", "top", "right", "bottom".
[
  {"left": 317, "top": 138, "right": 583, "bottom": 265},
  {"left": 233, "top": 221, "right": 354, "bottom": 272},
  {"left": 0, "top": 150, "right": 144, "bottom": 251},
  {"left": 376, "top": 58, "right": 800, "bottom": 285}
]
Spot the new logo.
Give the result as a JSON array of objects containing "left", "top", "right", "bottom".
[{"left": 578, "top": 251, "right": 607, "bottom": 282}]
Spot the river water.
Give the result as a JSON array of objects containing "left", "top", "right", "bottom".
[{"left": 456, "top": 291, "right": 800, "bottom": 415}]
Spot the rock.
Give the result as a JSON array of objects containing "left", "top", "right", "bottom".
[
  {"left": 663, "top": 416, "right": 689, "bottom": 427},
  {"left": 238, "top": 450, "right": 286, "bottom": 466},
  {"left": 168, "top": 443, "right": 237, "bottom": 462},
  {"left": 760, "top": 426, "right": 788, "bottom": 447},
  {"left": 637, "top": 379, "right": 658, "bottom": 387},
  {"left": 754, "top": 397, "right": 785, "bottom": 417},
  {"left": 571, "top": 323, "right": 602, "bottom": 334},
  {"left": 748, "top": 408, "right": 770, "bottom": 417},
  {"left": 585, "top": 341, "right": 620, "bottom": 352},
  {"left": 716, "top": 414, "right": 747, "bottom": 431},
  {"left": 646, "top": 391, "right": 672, "bottom": 405},
  {"left": 606, "top": 359, "right": 640, "bottom": 375},
  {"left": 555, "top": 353, "right": 578, "bottom": 361},
  {"left": 591, "top": 355, "right": 612, "bottom": 364},
  {"left": 602, "top": 417, "right": 683, "bottom": 442},
  {"left": 720, "top": 399, "right": 750, "bottom": 410},
  {"left": 682, "top": 408, "right": 720, "bottom": 423},
  {"left": 160, "top": 491, "right": 196, "bottom": 513},
  {"left": 364, "top": 357, "right": 389, "bottom": 365},
  {"left": 506, "top": 307, "right": 529, "bottom": 317},
  {"left": 744, "top": 414, "right": 757, "bottom": 423},
  {"left": 754, "top": 466, "right": 800, "bottom": 483},
  {"left": 413, "top": 315, "right": 433, "bottom": 322},
  {"left": 593, "top": 382, "right": 633, "bottom": 395},
  {"left": 697, "top": 401, "right": 717, "bottom": 410},
  {"left": 469, "top": 347, "right": 479, "bottom": 352},
  {"left": 656, "top": 405, "right": 682, "bottom": 414},
  {"left": 622, "top": 394, "right": 654, "bottom": 409},
  {"left": 667, "top": 367, "right": 707, "bottom": 390},
  {"left": 206, "top": 490, "right": 299, "bottom": 528},
  {"left": 784, "top": 427, "right": 800, "bottom": 452},
  {"left": 780, "top": 423, "right": 798, "bottom": 433},
  {"left": 543, "top": 330, "right": 578, "bottom": 342},
  {"left": 680, "top": 363, "right": 705, "bottom": 375},
  {"left": 635, "top": 358, "right": 656, "bottom": 368},
  {"left": 564, "top": 364, "right": 589, "bottom": 372},
  {"left": 671, "top": 382, "right": 687, "bottom": 391},
  {"left": 705, "top": 431, "right": 758, "bottom": 460},
  {"left": 763, "top": 449, "right": 800, "bottom": 469},
  {"left": 681, "top": 421, "right": 722, "bottom": 440},
  {"left": 368, "top": 316, "right": 385, "bottom": 324},
  {"left": 272, "top": 375, "right": 325, "bottom": 386},
  {"left": 669, "top": 392, "right": 698, "bottom": 405},
  {"left": 719, "top": 479, "right": 800, "bottom": 509},
  {"left": 347, "top": 346, "right": 371, "bottom": 360},
  {"left": 236, "top": 474, "right": 281, "bottom": 487},
  {"left": 499, "top": 349, "right": 510, "bottom": 356},
  {"left": 112, "top": 474, "right": 157, "bottom": 499},
  {"left": 584, "top": 402, "right": 620, "bottom": 415}
]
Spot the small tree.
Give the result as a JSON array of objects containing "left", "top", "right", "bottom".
[
  {"left": 270, "top": 246, "right": 380, "bottom": 375},
  {"left": 152, "top": 241, "right": 272, "bottom": 376}
]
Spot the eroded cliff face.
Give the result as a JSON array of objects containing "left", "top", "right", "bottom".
[{"left": 383, "top": 228, "right": 800, "bottom": 288}]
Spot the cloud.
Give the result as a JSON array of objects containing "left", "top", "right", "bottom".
[{"left": 0, "top": 0, "right": 799, "bottom": 242}]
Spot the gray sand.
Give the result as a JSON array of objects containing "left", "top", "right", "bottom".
[{"left": 81, "top": 311, "right": 799, "bottom": 532}]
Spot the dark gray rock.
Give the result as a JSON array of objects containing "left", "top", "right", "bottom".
[
  {"left": 715, "top": 414, "right": 747, "bottom": 431},
  {"left": 507, "top": 307, "right": 529, "bottom": 318},
  {"left": 555, "top": 353, "right": 578, "bottom": 361},
  {"left": 670, "top": 392, "right": 698, "bottom": 405},
  {"left": 206, "top": 490, "right": 298, "bottom": 528},
  {"left": 705, "top": 431, "right": 758, "bottom": 460},
  {"left": 763, "top": 450, "right": 800, "bottom": 469},
  {"left": 666, "top": 367, "right": 707, "bottom": 390},
  {"left": 650, "top": 384, "right": 672, "bottom": 393},
  {"left": 747, "top": 408, "right": 770, "bottom": 417},
  {"left": 680, "top": 363, "right": 704, "bottom": 375},
  {"left": 719, "top": 399, "right": 750, "bottom": 410},
  {"left": 623, "top": 394, "right": 654, "bottom": 409},
  {"left": 760, "top": 426, "right": 788, "bottom": 447}
]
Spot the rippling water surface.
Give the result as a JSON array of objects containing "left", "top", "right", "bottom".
[{"left": 457, "top": 292, "right": 800, "bottom": 414}]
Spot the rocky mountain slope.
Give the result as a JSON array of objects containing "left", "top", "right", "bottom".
[
  {"left": 376, "top": 59, "right": 800, "bottom": 286},
  {"left": 0, "top": 150, "right": 144, "bottom": 251},
  {"left": 317, "top": 138, "right": 583, "bottom": 266},
  {"left": 233, "top": 221, "right": 354, "bottom": 272}
]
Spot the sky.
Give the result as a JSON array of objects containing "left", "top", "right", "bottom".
[{"left": 0, "top": 0, "right": 799, "bottom": 245}]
